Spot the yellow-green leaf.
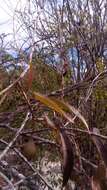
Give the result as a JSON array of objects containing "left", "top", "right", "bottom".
[
  {"left": 34, "top": 92, "right": 74, "bottom": 123},
  {"left": 51, "top": 99, "right": 89, "bottom": 130},
  {"left": 34, "top": 92, "right": 89, "bottom": 130},
  {"left": 66, "top": 103, "right": 89, "bottom": 131}
]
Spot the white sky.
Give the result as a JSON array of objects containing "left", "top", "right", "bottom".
[
  {"left": 0, "top": 0, "right": 28, "bottom": 49},
  {"left": 0, "top": 0, "right": 46, "bottom": 49},
  {"left": 0, "top": 0, "right": 26, "bottom": 34}
]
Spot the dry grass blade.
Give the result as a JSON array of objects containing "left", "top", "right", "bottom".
[
  {"left": 51, "top": 98, "right": 89, "bottom": 131},
  {"left": 51, "top": 99, "right": 89, "bottom": 131},
  {"left": 66, "top": 103, "right": 89, "bottom": 131},
  {"left": 34, "top": 92, "right": 74, "bottom": 123},
  {"left": 34, "top": 92, "right": 89, "bottom": 130}
]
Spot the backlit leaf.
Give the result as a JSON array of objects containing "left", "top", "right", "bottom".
[
  {"left": 52, "top": 99, "right": 89, "bottom": 130},
  {"left": 34, "top": 92, "right": 74, "bottom": 123},
  {"left": 34, "top": 92, "right": 89, "bottom": 130}
]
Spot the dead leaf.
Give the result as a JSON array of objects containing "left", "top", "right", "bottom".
[{"left": 45, "top": 116, "right": 74, "bottom": 187}]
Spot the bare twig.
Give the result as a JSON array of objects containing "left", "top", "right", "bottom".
[
  {"left": 0, "top": 112, "right": 30, "bottom": 160},
  {"left": 0, "top": 93, "right": 7, "bottom": 106},
  {"left": 0, "top": 139, "right": 54, "bottom": 190},
  {"left": 0, "top": 64, "right": 30, "bottom": 97},
  {"left": 65, "top": 127, "right": 107, "bottom": 141},
  {"left": 17, "top": 82, "right": 33, "bottom": 116},
  {"left": 81, "top": 157, "right": 97, "bottom": 169},
  {"left": 14, "top": 172, "right": 37, "bottom": 187},
  {"left": 0, "top": 171, "right": 15, "bottom": 190},
  {"left": 85, "top": 69, "right": 107, "bottom": 101}
]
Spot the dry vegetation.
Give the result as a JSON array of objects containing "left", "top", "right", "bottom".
[{"left": 0, "top": 0, "right": 107, "bottom": 189}]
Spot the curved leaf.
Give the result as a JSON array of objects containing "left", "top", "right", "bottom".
[
  {"left": 45, "top": 116, "right": 74, "bottom": 187},
  {"left": 51, "top": 98, "right": 89, "bottom": 130},
  {"left": 66, "top": 103, "right": 89, "bottom": 131},
  {"left": 34, "top": 92, "right": 89, "bottom": 130},
  {"left": 34, "top": 92, "right": 74, "bottom": 123},
  {"left": 60, "top": 128, "right": 74, "bottom": 187}
]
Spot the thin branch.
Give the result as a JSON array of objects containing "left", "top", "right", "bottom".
[
  {"left": 0, "top": 112, "right": 30, "bottom": 160},
  {"left": 0, "top": 139, "right": 54, "bottom": 190},
  {"left": 17, "top": 82, "right": 34, "bottom": 116},
  {"left": 85, "top": 69, "right": 107, "bottom": 101},
  {"left": 0, "top": 93, "right": 7, "bottom": 106},
  {"left": 0, "top": 171, "right": 15, "bottom": 190},
  {"left": 0, "top": 64, "right": 30, "bottom": 97},
  {"left": 81, "top": 156, "right": 97, "bottom": 169}
]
